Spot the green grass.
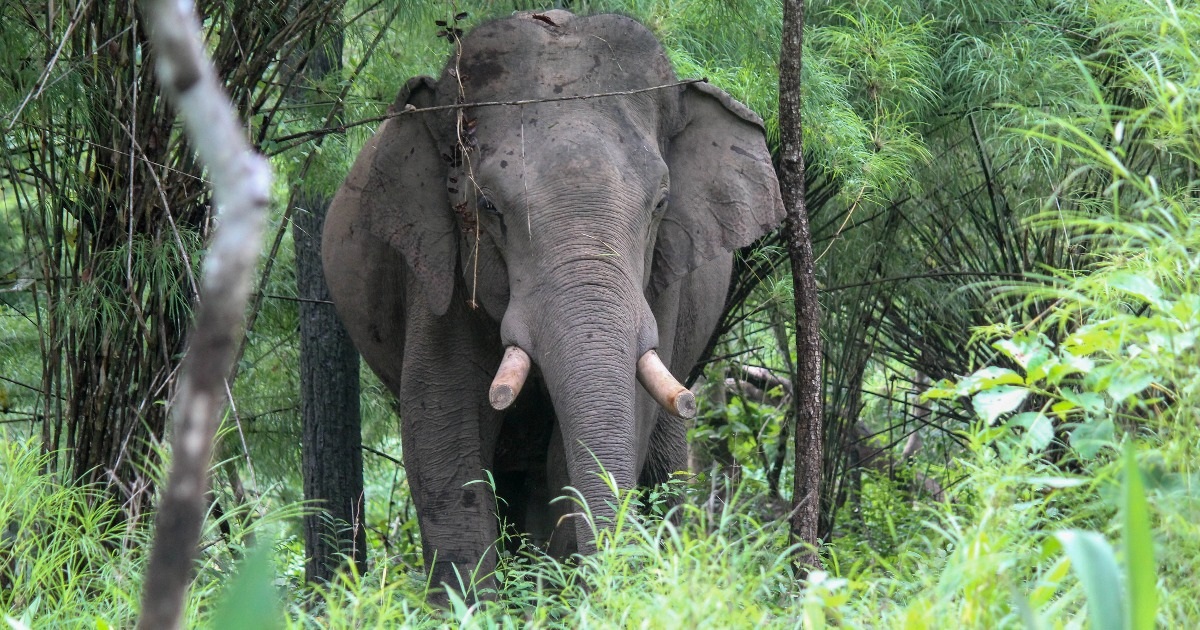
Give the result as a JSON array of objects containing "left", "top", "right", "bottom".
[{"left": 5, "top": 431, "right": 1194, "bottom": 628}]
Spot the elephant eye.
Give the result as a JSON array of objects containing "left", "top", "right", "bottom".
[
  {"left": 654, "top": 194, "right": 669, "bottom": 213},
  {"left": 478, "top": 195, "right": 500, "bottom": 215}
]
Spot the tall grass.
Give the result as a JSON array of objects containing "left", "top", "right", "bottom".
[{"left": 0, "top": 437, "right": 141, "bottom": 626}]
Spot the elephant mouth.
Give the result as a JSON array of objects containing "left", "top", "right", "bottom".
[{"left": 488, "top": 346, "right": 695, "bottom": 418}]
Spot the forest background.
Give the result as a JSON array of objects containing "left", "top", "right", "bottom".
[{"left": 1, "top": 0, "right": 1197, "bottom": 627}]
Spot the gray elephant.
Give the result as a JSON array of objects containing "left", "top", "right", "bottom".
[{"left": 322, "top": 10, "right": 783, "bottom": 597}]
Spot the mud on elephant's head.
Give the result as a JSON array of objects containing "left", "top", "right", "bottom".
[{"left": 323, "top": 11, "right": 783, "bottom": 580}]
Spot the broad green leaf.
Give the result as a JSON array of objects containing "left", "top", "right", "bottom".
[
  {"left": 1025, "top": 352, "right": 1059, "bottom": 384},
  {"left": 1054, "top": 530, "right": 1124, "bottom": 630},
  {"left": 1047, "top": 355, "right": 1092, "bottom": 386},
  {"left": 4, "top": 617, "right": 31, "bottom": 630},
  {"left": 1061, "top": 389, "right": 1105, "bottom": 416},
  {"left": 973, "top": 386, "right": 1030, "bottom": 425},
  {"left": 1109, "top": 272, "right": 1162, "bottom": 305},
  {"left": 1147, "top": 328, "right": 1197, "bottom": 354},
  {"left": 1070, "top": 419, "right": 1115, "bottom": 460},
  {"left": 922, "top": 379, "right": 959, "bottom": 400},
  {"left": 956, "top": 366, "right": 1024, "bottom": 396},
  {"left": 994, "top": 335, "right": 1051, "bottom": 371},
  {"left": 1123, "top": 445, "right": 1157, "bottom": 630},
  {"left": 1066, "top": 325, "right": 1120, "bottom": 356},
  {"left": 1169, "top": 294, "right": 1200, "bottom": 322},
  {"left": 1051, "top": 399, "right": 1079, "bottom": 419},
  {"left": 1029, "top": 557, "right": 1072, "bottom": 608},
  {"left": 1009, "top": 412, "right": 1055, "bottom": 452},
  {"left": 1107, "top": 372, "right": 1155, "bottom": 404},
  {"left": 1011, "top": 586, "right": 1044, "bottom": 630},
  {"left": 207, "top": 543, "right": 283, "bottom": 630}
]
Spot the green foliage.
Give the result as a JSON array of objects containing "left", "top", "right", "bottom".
[
  {"left": 1044, "top": 445, "right": 1159, "bottom": 630},
  {"left": 283, "top": 480, "right": 803, "bottom": 628},
  {"left": 918, "top": 3, "right": 1199, "bottom": 627},
  {"left": 6, "top": 0, "right": 1200, "bottom": 627},
  {"left": 208, "top": 544, "right": 285, "bottom": 630},
  {"left": 0, "top": 437, "right": 141, "bottom": 626}
]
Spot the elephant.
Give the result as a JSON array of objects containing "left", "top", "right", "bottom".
[{"left": 322, "top": 10, "right": 784, "bottom": 598}]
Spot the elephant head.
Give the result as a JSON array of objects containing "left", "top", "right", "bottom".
[{"left": 325, "top": 10, "right": 783, "bottom": 566}]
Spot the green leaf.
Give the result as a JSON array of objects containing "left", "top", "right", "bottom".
[
  {"left": 207, "top": 544, "right": 283, "bottom": 630},
  {"left": 1123, "top": 445, "right": 1157, "bottom": 630},
  {"left": 1047, "top": 352, "right": 1094, "bottom": 386},
  {"left": 1109, "top": 272, "right": 1162, "bottom": 306},
  {"left": 5, "top": 617, "right": 31, "bottom": 630},
  {"left": 1011, "top": 585, "right": 1044, "bottom": 630},
  {"left": 1009, "top": 412, "right": 1055, "bottom": 452},
  {"left": 1066, "top": 325, "right": 1120, "bottom": 356},
  {"left": 1106, "top": 372, "right": 1155, "bottom": 404},
  {"left": 994, "top": 335, "right": 1050, "bottom": 371},
  {"left": 973, "top": 386, "right": 1030, "bottom": 425},
  {"left": 922, "top": 379, "right": 959, "bottom": 400},
  {"left": 1051, "top": 399, "right": 1079, "bottom": 420},
  {"left": 1070, "top": 419, "right": 1115, "bottom": 460},
  {"left": 1055, "top": 530, "right": 1124, "bottom": 630},
  {"left": 1061, "top": 389, "right": 1106, "bottom": 416},
  {"left": 957, "top": 366, "right": 1024, "bottom": 396}
]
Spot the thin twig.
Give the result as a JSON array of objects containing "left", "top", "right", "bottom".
[
  {"left": 256, "top": 292, "right": 334, "bottom": 306},
  {"left": 362, "top": 445, "right": 404, "bottom": 467}
]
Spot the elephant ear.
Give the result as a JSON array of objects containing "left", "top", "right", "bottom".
[
  {"left": 650, "top": 82, "right": 785, "bottom": 298},
  {"left": 349, "top": 76, "right": 457, "bottom": 316}
]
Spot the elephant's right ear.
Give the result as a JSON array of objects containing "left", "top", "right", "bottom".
[{"left": 336, "top": 76, "right": 456, "bottom": 316}]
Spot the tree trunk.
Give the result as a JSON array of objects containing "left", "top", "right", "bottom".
[
  {"left": 779, "top": 0, "right": 824, "bottom": 573},
  {"left": 297, "top": 190, "right": 365, "bottom": 583},
  {"left": 136, "top": 0, "right": 275, "bottom": 624},
  {"left": 291, "top": 31, "right": 367, "bottom": 584}
]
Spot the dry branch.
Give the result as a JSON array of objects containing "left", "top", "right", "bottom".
[{"left": 136, "top": 0, "right": 272, "bottom": 628}]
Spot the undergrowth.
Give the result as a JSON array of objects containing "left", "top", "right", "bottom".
[{"left": 3, "top": 432, "right": 1185, "bottom": 628}]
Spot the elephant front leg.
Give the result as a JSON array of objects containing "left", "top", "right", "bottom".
[{"left": 399, "top": 305, "right": 504, "bottom": 603}]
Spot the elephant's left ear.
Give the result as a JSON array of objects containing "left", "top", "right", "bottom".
[{"left": 650, "top": 82, "right": 785, "bottom": 298}]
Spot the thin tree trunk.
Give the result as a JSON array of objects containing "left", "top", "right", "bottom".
[
  {"left": 297, "top": 190, "right": 365, "bottom": 582},
  {"left": 292, "top": 27, "right": 366, "bottom": 584},
  {"left": 136, "top": 0, "right": 273, "bottom": 626},
  {"left": 779, "top": 0, "right": 824, "bottom": 573}
]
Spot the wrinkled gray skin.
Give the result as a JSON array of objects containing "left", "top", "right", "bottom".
[{"left": 323, "top": 11, "right": 783, "bottom": 598}]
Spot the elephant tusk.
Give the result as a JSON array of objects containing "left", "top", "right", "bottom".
[
  {"left": 636, "top": 350, "right": 697, "bottom": 419},
  {"left": 490, "top": 346, "right": 532, "bottom": 410}
]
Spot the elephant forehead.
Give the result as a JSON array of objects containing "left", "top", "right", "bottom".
[
  {"left": 453, "top": 13, "right": 676, "bottom": 101},
  {"left": 474, "top": 112, "right": 666, "bottom": 186}
]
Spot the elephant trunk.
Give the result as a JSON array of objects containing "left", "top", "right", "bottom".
[
  {"left": 495, "top": 254, "right": 655, "bottom": 550},
  {"left": 535, "top": 308, "right": 639, "bottom": 552}
]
